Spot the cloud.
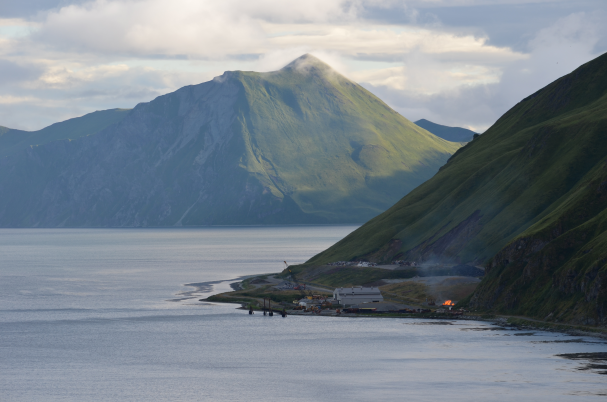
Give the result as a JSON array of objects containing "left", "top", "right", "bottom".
[
  {"left": 30, "top": 0, "right": 526, "bottom": 62},
  {"left": 264, "top": 23, "right": 525, "bottom": 61},
  {"left": 0, "top": 59, "right": 44, "bottom": 84},
  {"left": 0, "top": 0, "right": 605, "bottom": 132},
  {"left": 31, "top": 0, "right": 360, "bottom": 58},
  {"left": 33, "top": 64, "right": 130, "bottom": 88},
  {"left": 0, "top": 95, "right": 42, "bottom": 105},
  {"left": 361, "top": 12, "right": 603, "bottom": 131},
  {"left": 351, "top": 48, "right": 510, "bottom": 94},
  {"left": 0, "top": 62, "right": 209, "bottom": 130}
]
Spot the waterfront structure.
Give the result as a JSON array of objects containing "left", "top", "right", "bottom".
[
  {"left": 333, "top": 287, "right": 383, "bottom": 306},
  {"left": 298, "top": 299, "right": 321, "bottom": 308}
]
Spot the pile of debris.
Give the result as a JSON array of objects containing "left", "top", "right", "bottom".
[
  {"left": 391, "top": 260, "right": 417, "bottom": 266},
  {"left": 327, "top": 261, "right": 378, "bottom": 267}
]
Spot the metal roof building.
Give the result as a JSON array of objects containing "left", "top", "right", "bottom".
[
  {"left": 298, "top": 299, "right": 322, "bottom": 307},
  {"left": 333, "top": 286, "right": 383, "bottom": 306}
]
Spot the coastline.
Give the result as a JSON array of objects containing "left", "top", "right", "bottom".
[
  {"left": 171, "top": 273, "right": 276, "bottom": 302},
  {"left": 196, "top": 272, "right": 607, "bottom": 341}
]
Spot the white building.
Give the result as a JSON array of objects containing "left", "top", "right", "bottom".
[
  {"left": 333, "top": 286, "right": 383, "bottom": 306},
  {"left": 298, "top": 299, "right": 322, "bottom": 308}
]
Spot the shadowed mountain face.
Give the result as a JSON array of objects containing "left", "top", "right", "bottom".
[
  {"left": 303, "top": 52, "right": 607, "bottom": 326},
  {"left": 0, "top": 109, "right": 130, "bottom": 157},
  {"left": 414, "top": 119, "right": 477, "bottom": 142},
  {"left": 0, "top": 54, "right": 459, "bottom": 227}
]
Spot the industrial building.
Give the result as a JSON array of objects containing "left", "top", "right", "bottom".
[
  {"left": 298, "top": 299, "right": 321, "bottom": 308},
  {"left": 333, "top": 286, "right": 383, "bottom": 306}
]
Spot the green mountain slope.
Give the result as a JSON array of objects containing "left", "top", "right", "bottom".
[
  {"left": 0, "top": 55, "right": 459, "bottom": 227},
  {"left": 302, "top": 52, "right": 607, "bottom": 325},
  {"left": 0, "top": 108, "right": 130, "bottom": 157},
  {"left": 414, "top": 119, "right": 477, "bottom": 142},
  {"left": 224, "top": 57, "right": 459, "bottom": 222}
]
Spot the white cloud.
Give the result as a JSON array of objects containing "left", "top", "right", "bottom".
[
  {"left": 32, "top": 0, "right": 526, "bottom": 63},
  {"left": 350, "top": 66, "right": 406, "bottom": 89},
  {"left": 0, "top": 95, "right": 41, "bottom": 105},
  {"left": 265, "top": 23, "right": 522, "bottom": 57},
  {"left": 37, "top": 0, "right": 262, "bottom": 57},
  {"left": 0, "top": 0, "right": 604, "bottom": 132},
  {"left": 33, "top": 0, "right": 362, "bottom": 57},
  {"left": 352, "top": 55, "right": 504, "bottom": 94},
  {"left": 33, "top": 64, "right": 130, "bottom": 88}
]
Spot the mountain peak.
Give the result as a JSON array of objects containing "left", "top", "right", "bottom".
[{"left": 281, "top": 54, "right": 336, "bottom": 76}]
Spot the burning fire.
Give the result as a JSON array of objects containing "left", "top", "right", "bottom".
[{"left": 442, "top": 300, "right": 455, "bottom": 306}]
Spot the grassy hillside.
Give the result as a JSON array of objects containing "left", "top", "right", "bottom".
[
  {"left": 0, "top": 55, "right": 459, "bottom": 227},
  {"left": 220, "top": 57, "right": 459, "bottom": 222},
  {"left": 414, "top": 119, "right": 477, "bottom": 142},
  {"left": 0, "top": 109, "right": 130, "bottom": 157},
  {"left": 298, "top": 52, "right": 607, "bottom": 325}
]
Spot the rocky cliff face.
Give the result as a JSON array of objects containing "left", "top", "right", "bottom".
[{"left": 0, "top": 54, "right": 459, "bottom": 226}]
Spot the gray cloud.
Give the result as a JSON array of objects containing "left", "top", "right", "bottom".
[
  {"left": 362, "top": 1, "right": 607, "bottom": 53},
  {"left": 0, "top": 60, "right": 43, "bottom": 84},
  {"left": 356, "top": 10, "right": 604, "bottom": 131}
]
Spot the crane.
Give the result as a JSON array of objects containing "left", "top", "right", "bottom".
[{"left": 284, "top": 261, "right": 306, "bottom": 292}]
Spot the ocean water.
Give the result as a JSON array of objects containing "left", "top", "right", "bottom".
[{"left": 1, "top": 227, "right": 606, "bottom": 401}]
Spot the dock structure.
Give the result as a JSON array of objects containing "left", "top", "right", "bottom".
[{"left": 332, "top": 286, "right": 383, "bottom": 306}]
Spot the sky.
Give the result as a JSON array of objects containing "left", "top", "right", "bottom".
[{"left": 1, "top": 0, "right": 606, "bottom": 132}]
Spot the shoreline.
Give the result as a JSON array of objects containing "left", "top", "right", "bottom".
[
  {"left": 167, "top": 275, "right": 257, "bottom": 302},
  {"left": 196, "top": 272, "right": 607, "bottom": 341}
]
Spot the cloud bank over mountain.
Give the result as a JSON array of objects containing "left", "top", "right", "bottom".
[{"left": 0, "top": 0, "right": 605, "bottom": 131}]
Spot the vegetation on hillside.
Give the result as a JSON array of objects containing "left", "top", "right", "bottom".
[
  {"left": 183, "top": 55, "right": 460, "bottom": 223},
  {"left": 298, "top": 52, "right": 607, "bottom": 326},
  {"left": 0, "top": 55, "right": 459, "bottom": 226},
  {"left": 0, "top": 109, "right": 130, "bottom": 157}
]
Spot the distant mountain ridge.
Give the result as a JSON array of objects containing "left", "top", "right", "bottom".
[
  {"left": 0, "top": 54, "right": 460, "bottom": 227},
  {"left": 0, "top": 109, "right": 130, "bottom": 157},
  {"left": 414, "top": 119, "right": 477, "bottom": 142},
  {"left": 302, "top": 52, "right": 607, "bottom": 326}
]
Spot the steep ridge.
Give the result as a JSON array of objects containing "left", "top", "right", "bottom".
[
  {"left": 414, "top": 119, "right": 477, "bottom": 142},
  {"left": 303, "top": 52, "right": 607, "bottom": 325},
  {"left": 0, "top": 109, "right": 130, "bottom": 157},
  {"left": 0, "top": 54, "right": 459, "bottom": 227}
]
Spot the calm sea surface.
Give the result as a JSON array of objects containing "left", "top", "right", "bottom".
[{"left": 1, "top": 227, "right": 606, "bottom": 401}]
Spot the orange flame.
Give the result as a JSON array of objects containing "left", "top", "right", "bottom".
[{"left": 442, "top": 300, "right": 455, "bottom": 306}]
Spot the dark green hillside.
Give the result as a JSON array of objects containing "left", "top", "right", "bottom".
[
  {"left": 0, "top": 55, "right": 459, "bottom": 227},
  {"left": 0, "top": 108, "right": 130, "bottom": 157},
  {"left": 301, "top": 52, "right": 607, "bottom": 325},
  {"left": 414, "top": 119, "right": 477, "bottom": 142}
]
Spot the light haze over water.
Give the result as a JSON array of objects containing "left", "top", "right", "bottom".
[{"left": 1, "top": 227, "right": 606, "bottom": 401}]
